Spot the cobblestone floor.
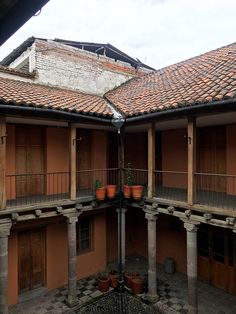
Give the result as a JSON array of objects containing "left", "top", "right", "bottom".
[{"left": 9, "top": 254, "right": 236, "bottom": 314}]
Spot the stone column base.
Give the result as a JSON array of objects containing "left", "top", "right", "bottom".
[{"left": 65, "top": 296, "right": 79, "bottom": 308}]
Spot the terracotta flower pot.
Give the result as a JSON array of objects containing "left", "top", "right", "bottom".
[
  {"left": 98, "top": 276, "right": 110, "bottom": 292},
  {"left": 95, "top": 187, "right": 106, "bottom": 200},
  {"left": 131, "top": 277, "right": 144, "bottom": 294},
  {"left": 106, "top": 185, "right": 117, "bottom": 199},
  {"left": 109, "top": 271, "right": 119, "bottom": 288},
  {"left": 131, "top": 185, "right": 143, "bottom": 200},
  {"left": 124, "top": 272, "right": 132, "bottom": 288},
  {"left": 123, "top": 185, "right": 132, "bottom": 198}
]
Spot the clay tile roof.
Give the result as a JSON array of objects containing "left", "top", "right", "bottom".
[
  {"left": 0, "top": 65, "right": 35, "bottom": 78},
  {"left": 0, "top": 77, "right": 112, "bottom": 117},
  {"left": 105, "top": 42, "right": 236, "bottom": 117}
]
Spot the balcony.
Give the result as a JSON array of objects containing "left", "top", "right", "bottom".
[
  {"left": 154, "top": 170, "right": 187, "bottom": 202},
  {"left": 5, "top": 168, "right": 119, "bottom": 209},
  {"left": 5, "top": 167, "right": 236, "bottom": 212},
  {"left": 195, "top": 172, "right": 236, "bottom": 210}
]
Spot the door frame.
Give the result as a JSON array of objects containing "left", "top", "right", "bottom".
[{"left": 18, "top": 227, "right": 46, "bottom": 294}]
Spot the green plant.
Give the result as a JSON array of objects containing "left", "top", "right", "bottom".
[
  {"left": 125, "top": 163, "right": 133, "bottom": 186},
  {"left": 94, "top": 179, "right": 102, "bottom": 190},
  {"left": 97, "top": 271, "right": 109, "bottom": 280}
]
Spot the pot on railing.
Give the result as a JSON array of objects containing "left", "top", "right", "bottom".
[
  {"left": 123, "top": 185, "right": 132, "bottom": 198},
  {"left": 131, "top": 185, "right": 143, "bottom": 200},
  {"left": 106, "top": 185, "right": 117, "bottom": 199}
]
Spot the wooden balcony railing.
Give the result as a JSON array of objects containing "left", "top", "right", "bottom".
[
  {"left": 154, "top": 170, "right": 188, "bottom": 202},
  {"left": 195, "top": 172, "right": 236, "bottom": 210},
  {"left": 6, "top": 168, "right": 236, "bottom": 211},
  {"left": 6, "top": 172, "right": 70, "bottom": 208},
  {"left": 76, "top": 168, "right": 119, "bottom": 198}
]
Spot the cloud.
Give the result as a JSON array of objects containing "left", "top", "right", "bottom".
[{"left": 0, "top": 0, "right": 235, "bottom": 69}]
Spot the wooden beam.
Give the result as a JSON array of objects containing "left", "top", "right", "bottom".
[
  {"left": 69, "top": 124, "right": 76, "bottom": 201},
  {"left": 0, "top": 117, "right": 6, "bottom": 210},
  {"left": 148, "top": 123, "right": 155, "bottom": 198},
  {"left": 187, "top": 117, "right": 196, "bottom": 205}
]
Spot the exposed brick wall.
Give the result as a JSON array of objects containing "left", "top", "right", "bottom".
[{"left": 34, "top": 40, "right": 150, "bottom": 95}]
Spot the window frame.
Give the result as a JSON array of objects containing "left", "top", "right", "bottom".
[{"left": 77, "top": 216, "right": 93, "bottom": 255}]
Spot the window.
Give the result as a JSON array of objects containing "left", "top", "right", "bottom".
[{"left": 77, "top": 216, "right": 93, "bottom": 253}]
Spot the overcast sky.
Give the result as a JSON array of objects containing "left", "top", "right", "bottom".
[{"left": 0, "top": 0, "right": 235, "bottom": 69}]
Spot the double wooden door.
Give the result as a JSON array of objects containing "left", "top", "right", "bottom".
[
  {"left": 198, "top": 126, "right": 226, "bottom": 192},
  {"left": 198, "top": 225, "right": 236, "bottom": 294},
  {"left": 18, "top": 229, "right": 46, "bottom": 293},
  {"left": 16, "top": 126, "right": 44, "bottom": 197}
]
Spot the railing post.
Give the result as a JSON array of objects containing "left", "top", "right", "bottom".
[
  {"left": 148, "top": 123, "right": 155, "bottom": 198},
  {"left": 187, "top": 117, "right": 196, "bottom": 205},
  {"left": 69, "top": 123, "right": 76, "bottom": 201},
  {"left": 0, "top": 116, "right": 6, "bottom": 210}
]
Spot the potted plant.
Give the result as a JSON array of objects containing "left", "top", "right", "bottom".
[
  {"left": 108, "top": 269, "right": 119, "bottom": 288},
  {"left": 124, "top": 271, "right": 132, "bottom": 288},
  {"left": 131, "top": 275, "right": 144, "bottom": 294},
  {"left": 94, "top": 179, "right": 106, "bottom": 201},
  {"left": 123, "top": 163, "right": 133, "bottom": 198},
  {"left": 131, "top": 184, "right": 144, "bottom": 200},
  {"left": 98, "top": 272, "right": 110, "bottom": 292},
  {"left": 106, "top": 184, "right": 117, "bottom": 199}
]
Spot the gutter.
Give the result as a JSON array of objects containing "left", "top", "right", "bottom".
[
  {"left": 0, "top": 103, "right": 112, "bottom": 124},
  {"left": 125, "top": 98, "right": 236, "bottom": 123}
]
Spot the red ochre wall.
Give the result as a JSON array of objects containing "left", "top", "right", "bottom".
[
  {"left": 46, "top": 127, "right": 69, "bottom": 195},
  {"left": 226, "top": 124, "right": 236, "bottom": 195},
  {"left": 6, "top": 124, "right": 16, "bottom": 199},
  {"left": 106, "top": 208, "right": 187, "bottom": 274},
  {"left": 161, "top": 129, "right": 187, "bottom": 189},
  {"left": 8, "top": 212, "right": 107, "bottom": 305},
  {"left": 124, "top": 132, "right": 147, "bottom": 169}
]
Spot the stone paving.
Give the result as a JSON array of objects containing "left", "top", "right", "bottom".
[{"left": 9, "top": 254, "right": 236, "bottom": 314}]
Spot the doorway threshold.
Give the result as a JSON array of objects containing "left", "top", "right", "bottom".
[{"left": 19, "top": 287, "right": 48, "bottom": 303}]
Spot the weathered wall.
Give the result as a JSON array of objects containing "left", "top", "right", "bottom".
[{"left": 34, "top": 40, "right": 149, "bottom": 95}]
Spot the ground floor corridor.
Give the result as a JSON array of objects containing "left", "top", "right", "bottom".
[{"left": 9, "top": 254, "right": 236, "bottom": 314}]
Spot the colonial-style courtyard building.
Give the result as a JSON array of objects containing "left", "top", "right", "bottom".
[{"left": 0, "top": 37, "right": 235, "bottom": 314}]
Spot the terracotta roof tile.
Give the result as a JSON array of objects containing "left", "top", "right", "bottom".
[
  {"left": 0, "top": 77, "right": 112, "bottom": 117},
  {"left": 106, "top": 43, "right": 236, "bottom": 117}
]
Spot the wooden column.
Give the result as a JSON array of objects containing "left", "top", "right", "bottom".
[
  {"left": 69, "top": 124, "right": 76, "bottom": 201},
  {"left": 148, "top": 123, "right": 155, "bottom": 198},
  {"left": 187, "top": 117, "right": 196, "bottom": 205},
  {"left": 0, "top": 117, "right": 6, "bottom": 210}
]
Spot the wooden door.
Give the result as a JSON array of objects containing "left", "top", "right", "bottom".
[
  {"left": 198, "top": 225, "right": 236, "bottom": 294},
  {"left": 16, "top": 126, "right": 44, "bottom": 197},
  {"left": 198, "top": 126, "right": 226, "bottom": 192},
  {"left": 77, "top": 129, "right": 91, "bottom": 190},
  {"left": 18, "top": 229, "right": 45, "bottom": 293}
]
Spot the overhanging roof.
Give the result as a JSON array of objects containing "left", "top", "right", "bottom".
[{"left": 0, "top": 0, "right": 49, "bottom": 46}]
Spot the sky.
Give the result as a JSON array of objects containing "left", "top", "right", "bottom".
[{"left": 0, "top": 0, "right": 236, "bottom": 69}]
